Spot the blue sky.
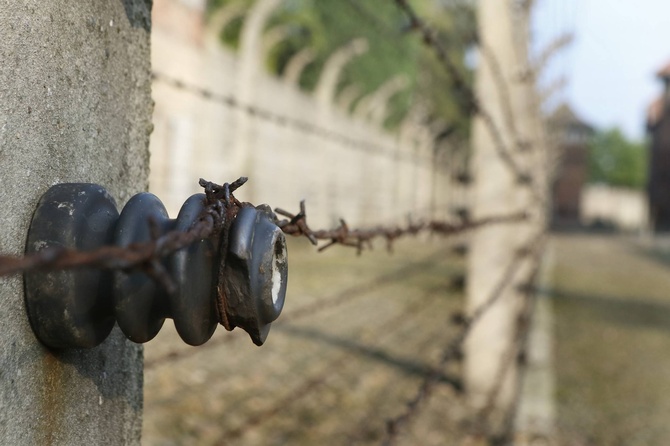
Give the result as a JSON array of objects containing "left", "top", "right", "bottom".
[{"left": 533, "top": 0, "right": 670, "bottom": 140}]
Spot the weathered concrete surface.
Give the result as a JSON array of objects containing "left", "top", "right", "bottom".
[
  {"left": 0, "top": 1, "right": 152, "bottom": 444},
  {"left": 466, "top": 0, "right": 538, "bottom": 419}
]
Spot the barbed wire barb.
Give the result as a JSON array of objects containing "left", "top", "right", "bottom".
[
  {"left": 392, "top": 0, "right": 544, "bottom": 197},
  {"left": 381, "top": 233, "right": 545, "bottom": 445}
]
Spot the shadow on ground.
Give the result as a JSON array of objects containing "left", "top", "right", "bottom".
[
  {"left": 551, "top": 234, "right": 670, "bottom": 446},
  {"left": 277, "top": 323, "right": 463, "bottom": 391},
  {"left": 549, "top": 287, "right": 670, "bottom": 333}
]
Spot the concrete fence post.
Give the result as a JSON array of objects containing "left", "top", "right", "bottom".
[
  {"left": 0, "top": 1, "right": 152, "bottom": 443},
  {"left": 465, "top": 0, "right": 527, "bottom": 415},
  {"left": 466, "top": 0, "right": 549, "bottom": 436}
]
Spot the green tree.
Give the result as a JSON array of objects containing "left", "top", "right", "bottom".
[
  {"left": 206, "top": 0, "right": 476, "bottom": 140},
  {"left": 588, "top": 128, "right": 647, "bottom": 189}
]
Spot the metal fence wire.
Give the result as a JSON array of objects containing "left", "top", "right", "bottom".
[{"left": 0, "top": 1, "right": 552, "bottom": 444}]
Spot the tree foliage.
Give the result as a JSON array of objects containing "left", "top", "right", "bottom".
[
  {"left": 206, "top": 0, "right": 476, "bottom": 142},
  {"left": 588, "top": 128, "right": 647, "bottom": 189}
]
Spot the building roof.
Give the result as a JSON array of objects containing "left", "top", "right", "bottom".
[{"left": 550, "top": 103, "right": 593, "bottom": 131}]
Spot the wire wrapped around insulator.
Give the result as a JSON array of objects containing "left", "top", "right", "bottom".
[
  {"left": 112, "top": 192, "right": 219, "bottom": 346},
  {"left": 23, "top": 183, "right": 287, "bottom": 349}
]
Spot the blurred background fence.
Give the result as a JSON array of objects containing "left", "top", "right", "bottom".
[
  {"left": 143, "top": 0, "right": 547, "bottom": 444},
  {"left": 148, "top": 0, "right": 462, "bottom": 228}
]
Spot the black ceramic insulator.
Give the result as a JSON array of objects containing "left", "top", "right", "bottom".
[
  {"left": 23, "top": 183, "right": 282, "bottom": 350},
  {"left": 24, "top": 184, "right": 119, "bottom": 349},
  {"left": 222, "top": 205, "right": 287, "bottom": 346},
  {"left": 113, "top": 192, "right": 218, "bottom": 346}
]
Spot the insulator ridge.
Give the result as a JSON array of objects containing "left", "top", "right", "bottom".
[{"left": 24, "top": 183, "right": 287, "bottom": 349}]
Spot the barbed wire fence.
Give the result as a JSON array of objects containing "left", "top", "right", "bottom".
[
  {"left": 384, "top": 1, "right": 552, "bottom": 443},
  {"left": 151, "top": 72, "right": 427, "bottom": 164},
  {"left": 0, "top": 176, "right": 526, "bottom": 278},
  {"left": 0, "top": 0, "right": 561, "bottom": 444},
  {"left": 144, "top": 247, "right": 454, "bottom": 369}
]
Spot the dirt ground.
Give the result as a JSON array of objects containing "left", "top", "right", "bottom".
[
  {"left": 143, "top": 233, "right": 670, "bottom": 445},
  {"left": 143, "top": 235, "right": 469, "bottom": 445},
  {"left": 551, "top": 234, "right": 670, "bottom": 446}
]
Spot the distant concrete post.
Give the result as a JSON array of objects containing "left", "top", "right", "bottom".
[
  {"left": 262, "top": 24, "right": 291, "bottom": 55},
  {"left": 314, "top": 38, "right": 369, "bottom": 105},
  {"left": 0, "top": 1, "right": 152, "bottom": 444},
  {"left": 233, "top": 0, "right": 282, "bottom": 202},
  {"left": 336, "top": 84, "right": 362, "bottom": 111},
  {"left": 354, "top": 75, "right": 409, "bottom": 126},
  {"left": 282, "top": 47, "right": 315, "bottom": 85},
  {"left": 465, "top": 0, "right": 553, "bottom": 439},
  {"left": 205, "top": 0, "right": 247, "bottom": 43}
]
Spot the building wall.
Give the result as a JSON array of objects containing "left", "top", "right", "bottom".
[
  {"left": 581, "top": 184, "right": 648, "bottom": 231},
  {"left": 648, "top": 95, "right": 670, "bottom": 232},
  {"left": 149, "top": 0, "right": 453, "bottom": 229},
  {"left": 552, "top": 143, "right": 588, "bottom": 224}
]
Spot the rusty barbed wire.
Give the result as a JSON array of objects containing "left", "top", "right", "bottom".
[
  {"left": 479, "top": 44, "right": 526, "bottom": 153},
  {"left": 344, "top": 323, "right": 465, "bottom": 445},
  {"left": 381, "top": 233, "right": 545, "bottom": 446},
  {"left": 145, "top": 248, "right": 453, "bottom": 369},
  {"left": 141, "top": 198, "right": 526, "bottom": 369},
  {"left": 0, "top": 177, "right": 525, "bottom": 284},
  {"left": 218, "top": 286, "right": 449, "bottom": 442},
  {"left": 5, "top": 174, "right": 540, "bottom": 442},
  {"left": 0, "top": 179, "right": 228, "bottom": 292},
  {"left": 0, "top": 178, "right": 250, "bottom": 293},
  {"left": 142, "top": 4, "right": 551, "bottom": 443},
  {"left": 393, "top": 0, "right": 537, "bottom": 189},
  {"left": 146, "top": 283, "right": 448, "bottom": 425},
  {"left": 274, "top": 200, "right": 528, "bottom": 255},
  {"left": 151, "top": 72, "right": 431, "bottom": 164}
]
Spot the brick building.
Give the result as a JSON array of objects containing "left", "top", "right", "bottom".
[
  {"left": 646, "top": 62, "right": 670, "bottom": 232},
  {"left": 550, "top": 104, "right": 593, "bottom": 228}
]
